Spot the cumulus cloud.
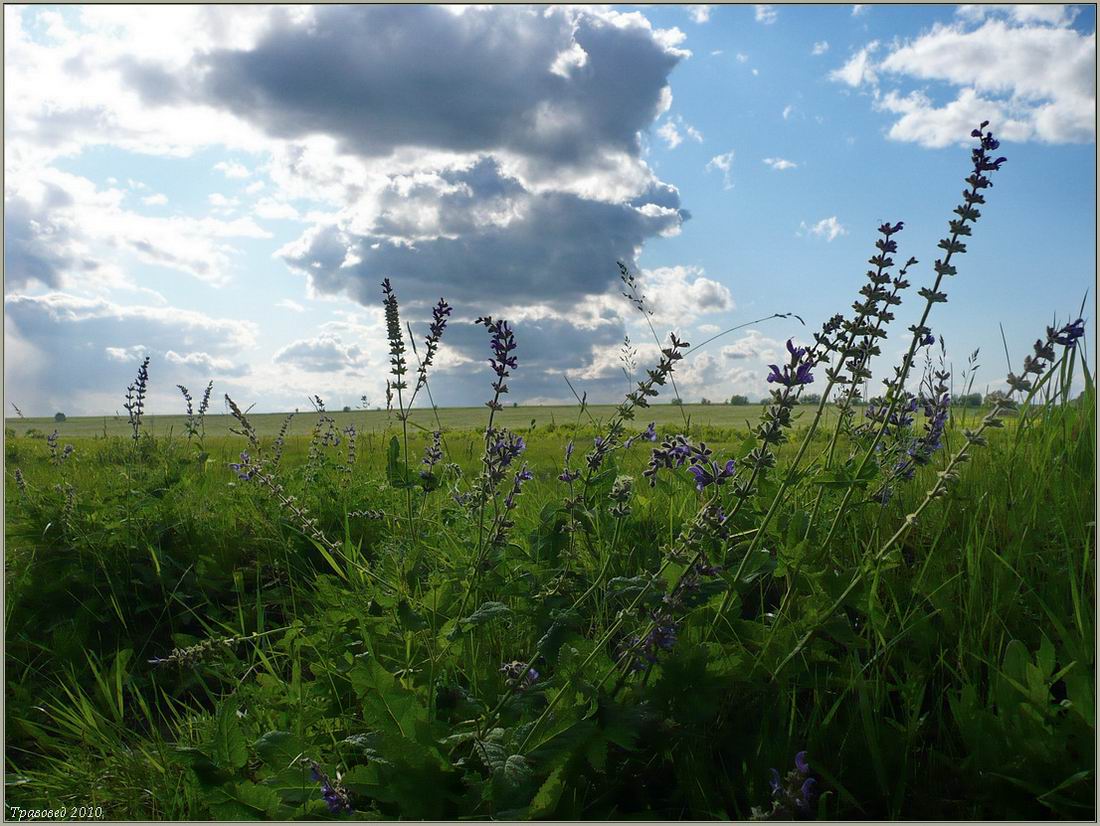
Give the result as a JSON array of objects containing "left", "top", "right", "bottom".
[
  {"left": 811, "top": 40, "right": 829, "bottom": 55},
  {"left": 4, "top": 5, "right": 723, "bottom": 409},
  {"left": 277, "top": 157, "right": 685, "bottom": 314},
  {"left": 272, "top": 333, "right": 364, "bottom": 372},
  {"left": 851, "top": 5, "right": 869, "bottom": 16},
  {"left": 636, "top": 266, "right": 734, "bottom": 327},
  {"left": 800, "top": 216, "right": 847, "bottom": 241},
  {"left": 830, "top": 14, "right": 1095, "bottom": 146},
  {"left": 198, "top": 6, "right": 686, "bottom": 178}
]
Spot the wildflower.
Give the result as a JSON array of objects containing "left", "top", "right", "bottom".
[
  {"left": 478, "top": 316, "right": 518, "bottom": 409},
  {"left": 609, "top": 474, "right": 634, "bottom": 517},
  {"left": 687, "top": 458, "right": 736, "bottom": 492},
  {"left": 123, "top": 356, "right": 151, "bottom": 441},
  {"left": 756, "top": 750, "right": 817, "bottom": 820},
  {"left": 229, "top": 451, "right": 256, "bottom": 482},
  {"left": 420, "top": 431, "right": 443, "bottom": 479},
  {"left": 766, "top": 340, "right": 815, "bottom": 387},
  {"left": 382, "top": 279, "right": 408, "bottom": 392},
  {"left": 1051, "top": 317, "right": 1086, "bottom": 348},
  {"left": 500, "top": 660, "right": 540, "bottom": 689},
  {"left": 309, "top": 761, "right": 354, "bottom": 815},
  {"left": 415, "top": 298, "right": 453, "bottom": 394}
]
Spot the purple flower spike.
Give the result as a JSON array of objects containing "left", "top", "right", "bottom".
[{"left": 769, "top": 768, "right": 782, "bottom": 794}]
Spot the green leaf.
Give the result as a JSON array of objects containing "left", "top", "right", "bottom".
[
  {"left": 386, "top": 435, "right": 411, "bottom": 488},
  {"left": 253, "top": 731, "right": 303, "bottom": 771},
  {"left": 460, "top": 601, "right": 512, "bottom": 630},
  {"left": 527, "top": 763, "right": 567, "bottom": 819},
  {"left": 206, "top": 780, "right": 284, "bottom": 820},
  {"left": 211, "top": 698, "right": 248, "bottom": 771}
]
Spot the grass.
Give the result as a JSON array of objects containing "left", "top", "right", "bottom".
[
  {"left": 5, "top": 389, "right": 1094, "bottom": 819},
  {"left": 4, "top": 123, "right": 1094, "bottom": 820}
]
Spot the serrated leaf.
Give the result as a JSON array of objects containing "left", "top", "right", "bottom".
[
  {"left": 253, "top": 731, "right": 303, "bottom": 771},
  {"left": 207, "top": 780, "right": 284, "bottom": 820},
  {"left": 460, "top": 601, "right": 512, "bottom": 629},
  {"left": 212, "top": 698, "right": 248, "bottom": 771}
]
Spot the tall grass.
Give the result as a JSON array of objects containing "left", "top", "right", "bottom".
[{"left": 4, "top": 123, "right": 1094, "bottom": 820}]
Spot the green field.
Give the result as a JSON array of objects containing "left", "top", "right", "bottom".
[{"left": 8, "top": 403, "right": 813, "bottom": 440}]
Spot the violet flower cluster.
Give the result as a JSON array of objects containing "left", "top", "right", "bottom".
[
  {"left": 766, "top": 339, "right": 815, "bottom": 388},
  {"left": 309, "top": 761, "right": 354, "bottom": 816},
  {"left": 477, "top": 315, "right": 517, "bottom": 410},
  {"left": 381, "top": 278, "right": 408, "bottom": 393},
  {"left": 415, "top": 298, "right": 453, "bottom": 395},
  {"left": 420, "top": 430, "right": 443, "bottom": 479},
  {"left": 752, "top": 751, "right": 817, "bottom": 820}
]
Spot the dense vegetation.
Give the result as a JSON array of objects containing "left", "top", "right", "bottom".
[{"left": 5, "top": 124, "right": 1095, "bottom": 820}]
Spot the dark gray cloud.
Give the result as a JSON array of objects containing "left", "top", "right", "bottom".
[
  {"left": 5, "top": 187, "right": 85, "bottom": 290},
  {"left": 280, "top": 158, "right": 685, "bottom": 313},
  {"left": 197, "top": 6, "right": 682, "bottom": 169}
]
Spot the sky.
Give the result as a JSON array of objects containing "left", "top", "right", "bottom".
[{"left": 4, "top": 3, "right": 1096, "bottom": 416}]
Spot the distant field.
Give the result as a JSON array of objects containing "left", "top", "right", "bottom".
[{"left": 6, "top": 403, "right": 845, "bottom": 440}]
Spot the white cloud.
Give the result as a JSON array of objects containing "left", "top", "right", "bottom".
[
  {"left": 736, "top": 52, "right": 749, "bottom": 63},
  {"left": 782, "top": 104, "right": 794, "bottom": 120},
  {"left": 811, "top": 40, "right": 829, "bottom": 55},
  {"left": 5, "top": 166, "right": 270, "bottom": 290},
  {"left": 831, "top": 16, "right": 1095, "bottom": 146},
  {"left": 142, "top": 193, "right": 168, "bottom": 205},
  {"left": 878, "top": 19, "right": 1095, "bottom": 144},
  {"left": 636, "top": 265, "right": 734, "bottom": 326},
  {"left": 657, "top": 120, "right": 683, "bottom": 149},
  {"left": 272, "top": 332, "right": 364, "bottom": 372},
  {"left": 687, "top": 5, "right": 712, "bottom": 24},
  {"left": 763, "top": 157, "right": 798, "bottom": 170},
  {"left": 276, "top": 298, "right": 305, "bottom": 312},
  {"left": 254, "top": 198, "right": 301, "bottom": 220},
  {"left": 656, "top": 115, "right": 703, "bottom": 149},
  {"left": 852, "top": 5, "right": 869, "bottom": 16},
  {"left": 705, "top": 150, "right": 735, "bottom": 189},
  {"left": 955, "top": 4, "right": 1079, "bottom": 27},
  {"left": 214, "top": 160, "right": 251, "bottom": 179},
  {"left": 829, "top": 41, "right": 879, "bottom": 87},
  {"left": 754, "top": 5, "right": 778, "bottom": 25},
  {"left": 800, "top": 216, "right": 847, "bottom": 241}
]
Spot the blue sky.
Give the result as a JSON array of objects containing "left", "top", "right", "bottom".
[{"left": 5, "top": 4, "right": 1095, "bottom": 415}]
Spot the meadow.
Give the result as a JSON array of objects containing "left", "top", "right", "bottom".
[{"left": 4, "top": 124, "right": 1095, "bottom": 820}]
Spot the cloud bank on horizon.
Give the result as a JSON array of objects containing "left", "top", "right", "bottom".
[{"left": 4, "top": 4, "right": 1095, "bottom": 415}]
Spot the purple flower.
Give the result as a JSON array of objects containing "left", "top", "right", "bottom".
[
  {"left": 687, "top": 458, "right": 736, "bottom": 492},
  {"left": 500, "top": 660, "right": 539, "bottom": 689},
  {"left": 642, "top": 421, "right": 657, "bottom": 441},
  {"left": 766, "top": 339, "right": 815, "bottom": 387},
  {"left": 228, "top": 451, "right": 256, "bottom": 482},
  {"left": 309, "top": 762, "right": 353, "bottom": 815},
  {"left": 795, "top": 751, "right": 810, "bottom": 775},
  {"left": 1052, "top": 317, "right": 1086, "bottom": 347}
]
